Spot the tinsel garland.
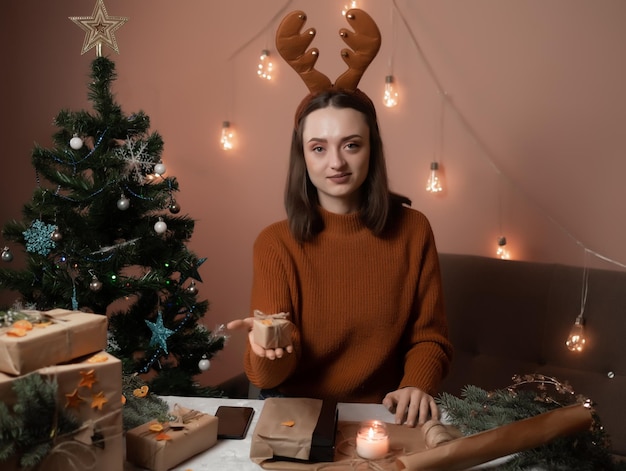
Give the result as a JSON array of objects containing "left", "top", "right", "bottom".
[{"left": 436, "top": 374, "right": 626, "bottom": 470}]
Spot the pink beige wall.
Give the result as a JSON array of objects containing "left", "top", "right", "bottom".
[{"left": 1, "top": 1, "right": 625, "bottom": 386}]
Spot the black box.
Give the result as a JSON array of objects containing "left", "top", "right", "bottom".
[{"left": 275, "top": 400, "right": 338, "bottom": 463}]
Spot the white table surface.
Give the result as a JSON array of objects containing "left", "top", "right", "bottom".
[
  {"left": 125, "top": 396, "right": 521, "bottom": 471},
  {"left": 125, "top": 396, "right": 395, "bottom": 471}
]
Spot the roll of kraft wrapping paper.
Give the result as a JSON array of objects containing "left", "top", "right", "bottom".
[{"left": 396, "top": 403, "right": 593, "bottom": 471}]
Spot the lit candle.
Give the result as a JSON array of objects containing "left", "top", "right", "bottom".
[{"left": 356, "top": 420, "right": 389, "bottom": 460}]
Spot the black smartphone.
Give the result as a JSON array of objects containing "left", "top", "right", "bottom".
[{"left": 216, "top": 406, "right": 255, "bottom": 440}]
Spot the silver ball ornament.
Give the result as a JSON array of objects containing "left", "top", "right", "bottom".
[
  {"left": 117, "top": 196, "right": 130, "bottom": 211},
  {"left": 154, "top": 219, "right": 167, "bottom": 234},
  {"left": 70, "top": 136, "right": 84, "bottom": 150},
  {"left": 186, "top": 282, "right": 198, "bottom": 295},
  {"left": 154, "top": 163, "right": 166, "bottom": 175},
  {"left": 198, "top": 357, "right": 211, "bottom": 371},
  {"left": 1, "top": 248, "right": 13, "bottom": 262},
  {"left": 51, "top": 230, "right": 63, "bottom": 242},
  {"left": 89, "top": 277, "right": 103, "bottom": 292}
]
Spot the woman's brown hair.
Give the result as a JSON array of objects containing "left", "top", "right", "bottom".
[{"left": 285, "top": 89, "right": 410, "bottom": 242}]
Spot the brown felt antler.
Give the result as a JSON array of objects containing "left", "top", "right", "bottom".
[{"left": 275, "top": 9, "right": 381, "bottom": 94}]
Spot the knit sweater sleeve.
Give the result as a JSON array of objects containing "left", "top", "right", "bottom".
[
  {"left": 243, "top": 223, "right": 301, "bottom": 390},
  {"left": 399, "top": 215, "right": 454, "bottom": 395}
]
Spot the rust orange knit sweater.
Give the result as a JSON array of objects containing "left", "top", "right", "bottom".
[{"left": 244, "top": 206, "right": 453, "bottom": 403}]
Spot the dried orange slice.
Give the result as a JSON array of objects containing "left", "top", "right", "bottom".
[
  {"left": 13, "top": 320, "right": 33, "bottom": 330},
  {"left": 6, "top": 327, "right": 27, "bottom": 337},
  {"left": 149, "top": 423, "right": 164, "bottom": 433},
  {"left": 133, "top": 385, "right": 149, "bottom": 398},
  {"left": 86, "top": 353, "right": 109, "bottom": 363}
]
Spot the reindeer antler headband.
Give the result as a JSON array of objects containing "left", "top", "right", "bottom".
[{"left": 276, "top": 9, "right": 381, "bottom": 122}]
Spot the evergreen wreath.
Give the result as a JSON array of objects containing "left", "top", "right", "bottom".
[{"left": 436, "top": 374, "right": 626, "bottom": 470}]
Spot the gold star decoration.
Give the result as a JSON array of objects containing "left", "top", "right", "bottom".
[
  {"left": 79, "top": 369, "right": 98, "bottom": 389},
  {"left": 69, "top": 0, "right": 128, "bottom": 56},
  {"left": 91, "top": 391, "right": 108, "bottom": 411},
  {"left": 65, "top": 388, "right": 85, "bottom": 409}
]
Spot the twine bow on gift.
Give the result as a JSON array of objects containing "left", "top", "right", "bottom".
[
  {"left": 44, "top": 413, "right": 122, "bottom": 471},
  {"left": 253, "top": 310, "right": 293, "bottom": 350},
  {"left": 253, "top": 310, "right": 290, "bottom": 321}
]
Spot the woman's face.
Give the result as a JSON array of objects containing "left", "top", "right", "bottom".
[{"left": 301, "top": 106, "right": 370, "bottom": 214}]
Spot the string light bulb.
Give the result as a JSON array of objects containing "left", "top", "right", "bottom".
[
  {"left": 426, "top": 162, "right": 443, "bottom": 193},
  {"left": 566, "top": 263, "right": 589, "bottom": 352},
  {"left": 342, "top": 1, "right": 358, "bottom": 15},
  {"left": 220, "top": 121, "right": 235, "bottom": 151},
  {"left": 565, "top": 314, "right": 586, "bottom": 352},
  {"left": 383, "top": 75, "right": 399, "bottom": 107},
  {"left": 496, "top": 236, "right": 510, "bottom": 259},
  {"left": 257, "top": 49, "right": 273, "bottom": 80}
]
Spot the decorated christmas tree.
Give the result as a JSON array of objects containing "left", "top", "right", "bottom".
[{"left": 0, "top": 1, "right": 224, "bottom": 397}]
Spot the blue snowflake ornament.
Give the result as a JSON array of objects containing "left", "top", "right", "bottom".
[{"left": 23, "top": 219, "right": 57, "bottom": 256}]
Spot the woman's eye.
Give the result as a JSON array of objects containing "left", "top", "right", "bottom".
[
  {"left": 312, "top": 146, "right": 324, "bottom": 153},
  {"left": 345, "top": 142, "right": 360, "bottom": 150}
]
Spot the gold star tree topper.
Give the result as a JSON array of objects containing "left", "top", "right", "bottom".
[{"left": 69, "top": 0, "right": 128, "bottom": 56}]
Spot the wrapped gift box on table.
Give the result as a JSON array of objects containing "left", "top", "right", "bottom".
[
  {"left": 126, "top": 404, "right": 218, "bottom": 471},
  {"left": 0, "top": 308, "right": 108, "bottom": 375},
  {"left": 0, "top": 350, "right": 123, "bottom": 471}
]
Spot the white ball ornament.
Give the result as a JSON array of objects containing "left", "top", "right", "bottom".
[
  {"left": 154, "top": 219, "right": 167, "bottom": 234},
  {"left": 70, "top": 136, "right": 84, "bottom": 150},
  {"left": 154, "top": 163, "right": 166, "bottom": 175},
  {"left": 117, "top": 195, "right": 130, "bottom": 211},
  {"left": 198, "top": 357, "right": 211, "bottom": 371}
]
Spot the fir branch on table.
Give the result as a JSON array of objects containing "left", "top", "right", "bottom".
[
  {"left": 121, "top": 374, "right": 170, "bottom": 430},
  {"left": 436, "top": 374, "right": 626, "bottom": 470},
  {"left": 0, "top": 374, "right": 80, "bottom": 468}
]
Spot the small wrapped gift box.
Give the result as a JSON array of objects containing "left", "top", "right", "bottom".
[
  {"left": 125, "top": 405, "right": 218, "bottom": 471},
  {"left": 0, "top": 351, "right": 123, "bottom": 471},
  {"left": 252, "top": 310, "right": 294, "bottom": 349},
  {"left": 0, "top": 309, "right": 108, "bottom": 375}
]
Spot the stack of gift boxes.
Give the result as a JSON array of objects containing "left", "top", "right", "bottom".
[
  {"left": 0, "top": 308, "right": 123, "bottom": 470},
  {"left": 0, "top": 308, "right": 221, "bottom": 471}
]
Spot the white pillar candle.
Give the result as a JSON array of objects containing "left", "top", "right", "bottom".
[{"left": 356, "top": 420, "right": 389, "bottom": 460}]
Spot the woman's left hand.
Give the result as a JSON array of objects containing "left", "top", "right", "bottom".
[{"left": 382, "top": 387, "right": 439, "bottom": 427}]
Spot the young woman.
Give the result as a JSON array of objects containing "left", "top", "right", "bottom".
[{"left": 228, "top": 88, "right": 453, "bottom": 427}]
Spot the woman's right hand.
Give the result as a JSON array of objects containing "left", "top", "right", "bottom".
[{"left": 226, "top": 317, "right": 294, "bottom": 360}]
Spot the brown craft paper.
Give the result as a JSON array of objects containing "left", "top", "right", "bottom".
[
  {"left": 0, "top": 351, "right": 123, "bottom": 471},
  {"left": 396, "top": 403, "right": 593, "bottom": 471},
  {"left": 125, "top": 405, "right": 218, "bottom": 471},
  {"left": 252, "top": 310, "right": 294, "bottom": 349},
  {"left": 0, "top": 309, "right": 107, "bottom": 375}
]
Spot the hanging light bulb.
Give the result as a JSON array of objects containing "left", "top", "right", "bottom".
[
  {"left": 257, "top": 49, "right": 273, "bottom": 80},
  {"left": 496, "top": 236, "right": 510, "bottom": 260},
  {"left": 566, "top": 315, "right": 586, "bottom": 352},
  {"left": 342, "top": 1, "right": 358, "bottom": 15},
  {"left": 220, "top": 121, "right": 234, "bottom": 150},
  {"left": 382, "top": 75, "right": 399, "bottom": 108},
  {"left": 426, "top": 162, "right": 443, "bottom": 193}
]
